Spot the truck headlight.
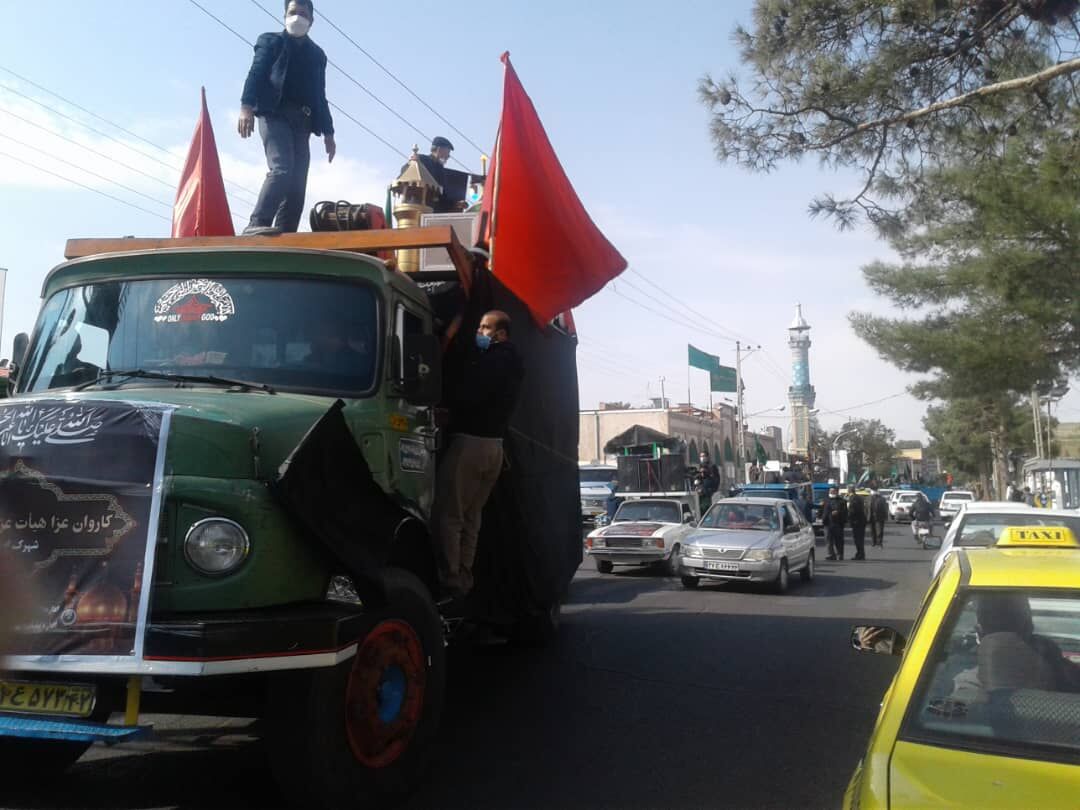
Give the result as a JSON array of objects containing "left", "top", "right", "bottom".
[
  {"left": 184, "top": 518, "right": 250, "bottom": 576},
  {"left": 743, "top": 548, "right": 774, "bottom": 561}
]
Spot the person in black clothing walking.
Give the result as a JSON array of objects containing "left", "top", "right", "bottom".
[
  {"left": 869, "top": 489, "right": 888, "bottom": 547},
  {"left": 848, "top": 487, "right": 868, "bottom": 560},
  {"left": 823, "top": 487, "right": 848, "bottom": 560},
  {"left": 432, "top": 310, "right": 525, "bottom": 598},
  {"left": 239, "top": 0, "right": 336, "bottom": 235}
]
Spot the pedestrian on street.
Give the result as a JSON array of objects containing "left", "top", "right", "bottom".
[
  {"left": 869, "top": 489, "right": 888, "bottom": 548},
  {"left": 848, "top": 486, "right": 867, "bottom": 560},
  {"left": 239, "top": 0, "right": 336, "bottom": 235},
  {"left": 432, "top": 310, "right": 525, "bottom": 604},
  {"left": 1023, "top": 486, "right": 1035, "bottom": 506},
  {"left": 823, "top": 486, "right": 848, "bottom": 561}
]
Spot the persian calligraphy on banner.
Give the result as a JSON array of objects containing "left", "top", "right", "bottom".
[{"left": 0, "top": 399, "right": 169, "bottom": 661}]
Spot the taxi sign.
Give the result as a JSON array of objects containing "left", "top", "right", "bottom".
[{"left": 995, "top": 525, "right": 1079, "bottom": 548}]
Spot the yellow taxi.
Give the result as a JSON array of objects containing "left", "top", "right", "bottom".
[{"left": 844, "top": 525, "right": 1080, "bottom": 809}]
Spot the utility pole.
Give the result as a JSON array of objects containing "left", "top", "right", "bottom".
[
  {"left": 1031, "top": 388, "right": 1044, "bottom": 459},
  {"left": 736, "top": 341, "right": 745, "bottom": 483},
  {"left": 659, "top": 376, "right": 666, "bottom": 409}
]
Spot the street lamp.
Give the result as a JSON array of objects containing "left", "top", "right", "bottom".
[{"left": 832, "top": 429, "right": 858, "bottom": 451}]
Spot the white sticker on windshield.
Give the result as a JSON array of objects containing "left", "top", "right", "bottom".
[{"left": 154, "top": 280, "right": 235, "bottom": 324}]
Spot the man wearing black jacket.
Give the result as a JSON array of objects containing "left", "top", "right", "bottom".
[
  {"left": 239, "top": 0, "right": 336, "bottom": 235},
  {"left": 823, "top": 487, "right": 848, "bottom": 561},
  {"left": 433, "top": 310, "right": 525, "bottom": 598},
  {"left": 848, "top": 487, "right": 868, "bottom": 560}
]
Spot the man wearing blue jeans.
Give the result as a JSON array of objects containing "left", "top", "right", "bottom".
[{"left": 239, "top": 0, "right": 336, "bottom": 235}]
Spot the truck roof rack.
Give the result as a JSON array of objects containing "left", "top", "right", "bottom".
[{"left": 63, "top": 226, "right": 473, "bottom": 283}]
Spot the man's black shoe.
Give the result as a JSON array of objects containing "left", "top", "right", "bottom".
[
  {"left": 854, "top": 554, "right": 866, "bottom": 560},
  {"left": 826, "top": 555, "right": 837, "bottom": 561},
  {"left": 242, "top": 224, "right": 282, "bottom": 236}
]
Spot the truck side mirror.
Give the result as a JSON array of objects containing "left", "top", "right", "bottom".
[
  {"left": 7, "top": 332, "right": 29, "bottom": 387},
  {"left": 402, "top": 333, "right": 441, "bottom": 406}
]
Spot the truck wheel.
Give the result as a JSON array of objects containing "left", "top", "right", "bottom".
[
  {"left": 267, "top": 568, "right": 445, "bottom": 810},
  {"left": 680, "top": 575, "right": 699, "bottom": 590},
  {"left": 594, "top": 559, "right": 614, "bottom": 574}
]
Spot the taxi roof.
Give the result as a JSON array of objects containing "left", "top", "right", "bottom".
[{"left": 960, "top": 546, "right": 1080, "bottom": 590}]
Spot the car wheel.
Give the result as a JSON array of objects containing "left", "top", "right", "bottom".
[
  {"left": 773, "top": 559, "right": 789, "bottom": 594},
  {"left": 266, "top": 568, "right": 445, "bottom": 810},
  {"left": 800, "top": 550, "right": 815, "bottom": 583},
  {"left": 680, "top": 575, "right": 699, "bottom": 590},
  {"left": 666, "top": 547, "right": 681, "bottom": 577},
  {"left": 595, "top": 559, "right": 614, "bottom": 574}
]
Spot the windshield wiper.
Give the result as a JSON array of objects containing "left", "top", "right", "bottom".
[{"left": 73, "top": 369, "right": 275, "bottom": 394}]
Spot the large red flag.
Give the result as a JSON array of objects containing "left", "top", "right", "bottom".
[
  {"left": 172, "top": 88, "right": 234, "bottom": 237},
  {"left": 483, "top": 53, "right": 626, "bottom": 324}
]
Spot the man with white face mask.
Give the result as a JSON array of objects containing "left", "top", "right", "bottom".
[{"left": 239, "top": 0, "right": 336, "bottom": 235}]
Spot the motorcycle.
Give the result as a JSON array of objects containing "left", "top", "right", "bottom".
[{"left": 912, "top": 519, "right": 934, "bottom": 549}]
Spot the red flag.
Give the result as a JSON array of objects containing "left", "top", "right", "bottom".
[
  {"left": 484, "top": 53, "right": 626, "bottom": 324},
  {"left": 172, "top": 88, "right": 234, "bottom": 237}
]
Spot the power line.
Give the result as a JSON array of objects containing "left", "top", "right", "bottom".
[
  {"left": 0, "top": 132, "right": 172, "bottom": 210},
  {"left": 188, "top": 0, "right": 407, "bottom": 160},
  {"left": 0, "top": 149, "right": 170, "bottom": 222},
  {"left": 311, "top": 6, "right": 487, "bottom": 156},
  {"left": 0, "top": 107, "right": 251, "bottom": 223},
  {"left": 627, "top": 267, "right": 747, "bottom": 343},
  {"left": 818, "top": 391, "right": 910, "bottom": 416},
  {"left": 0, "top": 64, "right": 258, "bottom": 203}
]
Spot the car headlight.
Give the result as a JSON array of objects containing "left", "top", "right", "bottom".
[
  {"left": 592, "top": 537, "right": 606, "bottom": 548},
  {"left": 682, "top": 544, "right": 701, "bottom": 557},
  {"left": 743, "top": 548, "right": 774, "bottom": 561},
  {"left": 184, "top": 518, "right": 250, "bottom": 576}
]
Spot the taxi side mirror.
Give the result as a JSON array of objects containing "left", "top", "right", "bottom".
[{"left": 851, "top": 625, "right": 906, "bottom": 657}]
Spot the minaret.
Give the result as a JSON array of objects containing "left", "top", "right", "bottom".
[{"left": 787, "top": 304, "right": 816, "bottom": 454}]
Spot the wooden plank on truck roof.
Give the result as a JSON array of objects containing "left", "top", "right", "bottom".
[{"left": 64, "top": 226, "right": 463, "bottom": 261}]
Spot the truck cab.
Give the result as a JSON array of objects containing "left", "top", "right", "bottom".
[{"left": 0, "top": 228, "right": 581, "bottom": 808}]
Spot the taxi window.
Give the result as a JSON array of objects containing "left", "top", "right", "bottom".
[
  {"left": 901, "top": 590, "right": 1080, "bottom": 762},
  {"left": 956, "top": 514, "right": 1080, "bottom": 548}
]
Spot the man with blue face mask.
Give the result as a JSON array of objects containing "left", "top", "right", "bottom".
[
  {"left": 433, "top": 308, "right": 525, "bottom": 605},
  {"left": 239, "top": 0, "right": 335, "bottom": 235}
]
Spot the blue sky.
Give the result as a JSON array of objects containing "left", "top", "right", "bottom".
[{"left": 1, "top": 0, "right": 1076, "bottom": 440}]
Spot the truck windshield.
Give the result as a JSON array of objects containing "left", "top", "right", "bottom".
[{"left": 20, "top": 277, "right": 380, "bottom": 397}]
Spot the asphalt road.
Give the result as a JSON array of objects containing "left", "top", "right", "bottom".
[{"left": 2, "top": 523, "right": 935, "bottom": 810}]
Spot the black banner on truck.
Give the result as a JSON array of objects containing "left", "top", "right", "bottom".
[{"left": 0, "top": 399, "right": 170, "bottom": 668}]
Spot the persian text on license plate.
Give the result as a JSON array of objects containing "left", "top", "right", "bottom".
[
  {"left": 706, "top": 561, "right": 739, "bottom": 572},
  {"left": 0, "top": 680, "right": 96, "bottom": 718}
]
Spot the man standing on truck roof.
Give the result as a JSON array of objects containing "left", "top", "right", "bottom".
[
  {"left": 433, "top": 309, "right": 525, "bottom": 604},
  {"left": 238, "top": 0, "right": 335, "bottom": 235}
]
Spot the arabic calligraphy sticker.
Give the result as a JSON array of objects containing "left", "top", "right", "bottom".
[{"left": 154, "top": 279, "right": 236, "bottom": 324}]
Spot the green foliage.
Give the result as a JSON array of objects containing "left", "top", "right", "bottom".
[
  {"left": 923, "top": 395, "right": 1035, "bottom": 479},
  {"left": 701, "top": 0, "right": 1079, "bottom": 228},
  {"left": 833, "top": 417, "right": 898, "bottom": 473}
]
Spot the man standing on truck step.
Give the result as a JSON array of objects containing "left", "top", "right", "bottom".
[
  {"left": 823, "top": 486, "right": 848, "bottom": 561},
  {"left": 238, "top": 0, "right": 335, "bottom": 235},
  {"left": 433, "top": 309, "right": 525, "bottom": 604}
]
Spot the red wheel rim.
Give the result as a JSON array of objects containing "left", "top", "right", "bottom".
[{"left": 344, "top": 619, "right": 427, "bottom": 768}]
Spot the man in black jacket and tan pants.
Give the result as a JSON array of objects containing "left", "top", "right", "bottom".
[
  {"left": 238, "top": 0, "right": 336, "bottom": 234},
  {"left": 433, "top": 310, "right": 525, "bottom": 602}
]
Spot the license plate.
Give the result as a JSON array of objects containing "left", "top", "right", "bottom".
[
  {"left": 706, "top": 561, "right": 739, "bottom": 572},
  {"left": 0, "top": 679, "right": 96, "bottom": 718}
]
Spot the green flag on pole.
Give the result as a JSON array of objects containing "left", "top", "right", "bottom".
[
  {"left": 754, "top": 437, "right": 769, "bottom": 465},
  {"left": 710, "top": 365, "right": 738, "bottom": 393},
  {"left": 688, "top": 344, "right": 720, "bottom": 372}
]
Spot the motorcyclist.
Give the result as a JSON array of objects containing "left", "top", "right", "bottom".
[{"left": 911, "top": 493, "right": 933, "bottom": 546}]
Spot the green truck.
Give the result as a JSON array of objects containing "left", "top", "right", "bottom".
[{"left": 0, "top": 227, "right": 581, "bottom": 808}]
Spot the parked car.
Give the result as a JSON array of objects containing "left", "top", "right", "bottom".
[
  {"left": 937, "top": 489, "right": 976, "bottom": 524},
  {"left": 584, "top": 495, "right": 698, "bottom": 575},
  {"left": 679, "top": 497, "right": 815, "bottom": 594},
  {"left": 930, "top": 501, "right": 1080, "bottom": 578},
  {"left": 890, "top": 491, "right": 921, "bottom": 522},
  {"left": 844, "top": 525, "right": 1080, "bottom": 809}
]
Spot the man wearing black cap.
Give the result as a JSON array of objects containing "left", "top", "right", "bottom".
[
  {"left": 412, "top": 136, "right": 470, "bottom": 213},
  {"left": 239, "top": 0, "right": 336, "bottom": 235}
]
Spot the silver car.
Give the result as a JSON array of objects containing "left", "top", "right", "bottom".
[{"left": 678, "top": 497, "right": 816, "bottom": 594}]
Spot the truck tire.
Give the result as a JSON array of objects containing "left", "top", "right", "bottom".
[
  {"left": 594, "top": 559, "right": 614, "bottom": 574},
  {"left": 267, "top": 568, "right": 446, "bottom": 810}
]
